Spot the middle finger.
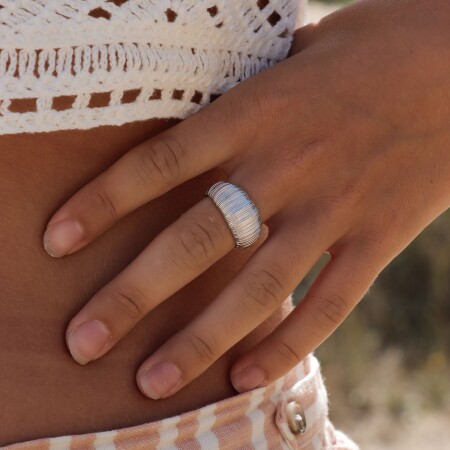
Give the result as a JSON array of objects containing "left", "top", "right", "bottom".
[{"left": 65, "top": 195, "right": 241, "bottom": 365}]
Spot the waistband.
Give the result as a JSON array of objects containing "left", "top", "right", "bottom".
[{"left": 5, "top": 354, "right": 334, "bottom": 450}]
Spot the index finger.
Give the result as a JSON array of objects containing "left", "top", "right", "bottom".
[{"left": 42, "top": 95, "right": 246, "bottom": 258}]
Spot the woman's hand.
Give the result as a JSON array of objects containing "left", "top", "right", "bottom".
[{"left": 43, "top": 0, "right": 450, "bottom": 399}]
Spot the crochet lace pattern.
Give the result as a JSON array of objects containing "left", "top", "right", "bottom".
[{"left": 0, "top": 0, "right": 302, "bottom": 135}]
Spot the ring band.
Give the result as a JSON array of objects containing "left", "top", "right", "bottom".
[{"left": 206, "top": 181, "right": 263, "bottom": 248}]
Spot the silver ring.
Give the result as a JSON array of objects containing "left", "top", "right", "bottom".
[{"left": 206, "top": 181, "right": 263, "bottom": 248}]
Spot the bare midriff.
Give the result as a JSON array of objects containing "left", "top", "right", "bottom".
[{"left": 0, "top": 118, "right": 293, "bottom": 446}]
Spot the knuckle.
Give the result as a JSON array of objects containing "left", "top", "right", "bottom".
[
  {"left": 108, "top": 284, "right": 147, "bottom": 321},
  {"left": 137, "top": 135, "right": 185, "bottom": 184},
  {"left": 172, "top": 218, "right": 222, "bottom": 269},
  {"left": 94, "top": 188, "right": 119, "bottom": 220},
  {"left": 321, "top": 176, "right": 366, "bottom": 215},
  {"left": 291, "top": 138, "right": 328, "bottom": 173},
  {"left": 221, "top": 81, "right": 288, "bottom": 148},
  {"left": 313, "top": 293, "right": 349, "bottom": 328},
  {"left": 339, "top": 178, "right": 364, "bottom": 204},
  {"left": 249, "top": 83, "right": 288, "bottom": 128},
  {"left": 337, "top": 180, "right": 364, "bottom": 208},
  {"left": 241, "top": 266, "right": 285, "bottom": 314},
  {"left": 186, "top": 333, "right": 218, "bottom": 365},
  {"left": 274, "top": 338, "right": 302, "bottom": 366},
  {"left": 349, "top": 226, "right": 391, "bottom": 268}
]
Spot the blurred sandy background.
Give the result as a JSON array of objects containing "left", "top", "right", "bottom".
[{"left": 293, "top": 1, "right": 450, "bottom": 449}]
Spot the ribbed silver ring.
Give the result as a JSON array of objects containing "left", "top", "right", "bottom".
[{"left": 206, "top": 181, "right": 263, "bottom": 248}]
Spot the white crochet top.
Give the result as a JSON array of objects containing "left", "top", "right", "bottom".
[{"left": 0, "top": 0, "right": 303, "bottom": 135}]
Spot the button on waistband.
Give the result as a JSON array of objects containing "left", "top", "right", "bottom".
[{"left": 286, "top": 400, "right": 307, "bottom": 435}]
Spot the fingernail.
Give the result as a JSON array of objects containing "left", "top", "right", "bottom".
[
  {"left": 67, "top": 320, "right": 111, "bottom": 365},
  {"left": 138, "top": 361, "right": 183, "bottom": 400},
  {"left": 43, "top": 219, "right": 84, "bottom": 257},
  {"left": 231, "top": 366, "right": 267, "bottom": 393}
]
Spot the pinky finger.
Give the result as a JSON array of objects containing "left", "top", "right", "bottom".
[{"left": 230, "top": 244, "right": 382, "bottom": 392}]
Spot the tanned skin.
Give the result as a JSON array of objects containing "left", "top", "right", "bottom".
[{"left": 0, "top": 119, "right": 292, "bottom": 445}]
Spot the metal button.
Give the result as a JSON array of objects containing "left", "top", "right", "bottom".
[{"left": 286, "top": 400, "right": 306, "bottom": 435}]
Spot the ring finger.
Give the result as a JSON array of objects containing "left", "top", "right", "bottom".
[{"left": 65, "top": 177, "right": 273, "bottom": 365}]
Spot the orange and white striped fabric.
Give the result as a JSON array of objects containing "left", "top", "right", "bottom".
[{"left": 5, "top": 354, "right": 358, "bottom": 450}]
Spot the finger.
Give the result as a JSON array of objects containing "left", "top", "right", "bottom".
[
  {"left": 65, "top": 169, "right": 278, "bottom": 365},
  {"left": 229, "top": 243, "right": 382, "bottom": 392},
  {"left": 65, "top": 196, "right": 237, "bottom": 365},
  {"left": 134, "top": 215, "right": 338, "bottom": 400},
  {"left": 43, "top": 95, "right": 248, "bottom": 258}
]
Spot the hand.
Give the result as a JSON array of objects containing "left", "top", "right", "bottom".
[{"left": 43, "top": 0, "right": 450, "bottom": 399}]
